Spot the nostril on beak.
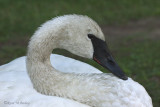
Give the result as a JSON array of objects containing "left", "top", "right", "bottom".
[
  {"left": 107, "top": 57, "right": 115, "bottom": 65},
  {"left": 108, "top": 59, "right": 115, "bottom": 65}
]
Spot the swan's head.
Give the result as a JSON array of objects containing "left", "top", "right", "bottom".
[{"left": 37, "top": 15, "right": 128, "bottom": 80}]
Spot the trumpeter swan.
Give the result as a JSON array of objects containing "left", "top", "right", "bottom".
[{"left": 0, "top": 15, "right": 152, "bottom": 107}]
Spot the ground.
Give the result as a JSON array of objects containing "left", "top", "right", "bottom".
[{"left": 0, "top": 0, "right": 160, "bottom": 106}]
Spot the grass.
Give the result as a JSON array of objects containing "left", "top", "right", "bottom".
[
  {"left": 1, "top": 0, "right": 160, "bottom": 40},
  {"left": 0, "top": 0, "right": 160, "bottom": 106}
]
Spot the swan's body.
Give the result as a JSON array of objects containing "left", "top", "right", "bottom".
[
  {"left": 0, "top": 54, "right": 98, "bottom": 107},
  {"left": 0, "top": 55, "right": 152, "bottom": 107},
  {"left": 0, "top": 15, "right": 152, "bottom": 107}
]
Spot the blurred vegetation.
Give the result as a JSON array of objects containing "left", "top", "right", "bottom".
[{"left": 0, "top": 0, "right": 160, "bottom": 106}]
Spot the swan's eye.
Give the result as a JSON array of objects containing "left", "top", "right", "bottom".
[{"left": 88, "top": 34, "right": 95, "bottom": 39}]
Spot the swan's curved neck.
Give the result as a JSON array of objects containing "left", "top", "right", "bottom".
[
  {"left": 26, "top": 23, "right": 68, "bottom": 93},
  {"left": 27, "top": 28, "right": 63, "bottom": 63},
  {"left": 27, "top": 35, "right": 55, "bottom": 64}
]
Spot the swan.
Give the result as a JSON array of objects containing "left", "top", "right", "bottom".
[{"left": 0, "top": 15, "right": 152, "bottom": 107}]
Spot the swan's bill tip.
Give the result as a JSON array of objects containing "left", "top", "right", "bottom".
[{"left": 121, "top": 75, "right": 128, "bottom": 80}]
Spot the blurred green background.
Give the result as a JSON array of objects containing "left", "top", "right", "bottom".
[{"left": 0, "top": 0, "right": 160, "bottom": 106}]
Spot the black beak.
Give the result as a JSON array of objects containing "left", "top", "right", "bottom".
[{"left": 88, "top": 34, "right": 128, "bottom": 80}]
